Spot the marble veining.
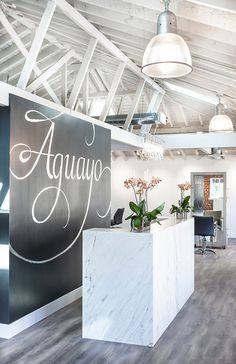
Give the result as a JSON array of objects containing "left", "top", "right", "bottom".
[{"left": 83, "top": 218, "right": 194, "bottom": 347}]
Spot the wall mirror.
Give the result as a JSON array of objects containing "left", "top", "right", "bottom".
[{"left": 191, "top": 172, "right": 226, "bottom": 248}]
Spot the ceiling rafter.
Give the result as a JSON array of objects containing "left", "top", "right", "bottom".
[
  {"left": 119, "top": 0, "right": 236, "bottom": 35},
  {"left": 1, "top": 0, "right": 236, "bottom": 135},
  {"left": 82, "top": 71, "right": 89, "bottom": 114},
  {"left": 124, "top": 79, "right": 145, "bottom": 130},
  {"left": 52, "top": 0, "right": 164, "bottom": 95},
  {"left": 61, "top": 61, "right": 67, "bottom": 105},
  {"left": 1, "top": 0, "right": 162, "bottom": 119},
  {"left": 17, "top": 0, "right": 56, "bottom": 89},
  {"left": 67, "top": 37, "right": 97, "bottom": 109},
  {"left": 99, "top": 61, "right": 125, "bottom": 121},
  {"left": 26, "top": 49, "right": 75, "bottom": 93}
]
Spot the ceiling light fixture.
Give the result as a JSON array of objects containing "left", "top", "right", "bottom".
[
  {"left": 142, "top": 0, "right": 192, "bottom": 79},
  {"left": 137, "top": 134, "right": 164, "bottom": 160},
  {"left": 209, "top": 95, "right": 234, "bottom": 133}
]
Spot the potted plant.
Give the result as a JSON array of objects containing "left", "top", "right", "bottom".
[
  {"left": 170, "top": 183, "right": 194, "bottom": 219},
  {"left": 124, "top": 177, "right": 165, "bottom": 232}
]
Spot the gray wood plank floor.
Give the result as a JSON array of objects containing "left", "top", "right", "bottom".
[{"left": 0, "top": 244, "right": 236, "bottom": 364}]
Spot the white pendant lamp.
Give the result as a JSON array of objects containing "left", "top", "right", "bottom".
[
  {"left": 209, "top": 96, "right": 233, "bottom": 133},
  {"left": 142, "top": 0, "right": 192, "bottom": 79}
]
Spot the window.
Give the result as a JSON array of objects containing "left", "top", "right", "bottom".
[{"left": 209, "top": 178, "right": 223, "bottom": 199}]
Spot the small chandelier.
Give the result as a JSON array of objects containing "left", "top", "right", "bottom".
[
  {"left": 209, "top": 95, "right": 233, "bottom": 133},
  {"left": 137, "top": 134, "right": 164, "bottom": 160},
  {"left": 142, "top": 0, "right": 192, "bottom": 79}
]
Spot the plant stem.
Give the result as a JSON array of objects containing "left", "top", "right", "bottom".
[
  {"left": 145, "top": 189, "right": 149, "bottom": 212},
  {"left": 132, "top": 186, "right": 138, "bottom": 204}
]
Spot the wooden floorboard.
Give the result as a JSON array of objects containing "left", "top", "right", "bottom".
[{"left": 0, "top": 244, "right": 236, "bottom": 364}]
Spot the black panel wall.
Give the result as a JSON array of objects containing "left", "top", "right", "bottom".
[
  {"left": 0, "top": 108, "right": 10, "bottom": 324},
  {"left": 0, "top": 95, "right": 111, "bottom": 324}
]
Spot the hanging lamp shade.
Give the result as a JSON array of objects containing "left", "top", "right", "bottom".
[
  {"left": 142, "top": 9, "right": 192, "bottom": 79},
  {"left": 209, "top": 97, "right": 233, "bottom": 133}
]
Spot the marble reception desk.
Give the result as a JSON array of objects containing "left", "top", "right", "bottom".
[{"left": 82, "top": 218, "right": 194, "bottom": 347}]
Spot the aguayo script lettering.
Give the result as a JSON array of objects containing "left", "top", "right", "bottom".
[{"left": 9, "top": 110, "right": 111, "bottom": 264}]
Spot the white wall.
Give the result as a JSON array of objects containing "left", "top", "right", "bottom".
[{"left": 111, "top": 155, "right": 236, "bottom": 238}]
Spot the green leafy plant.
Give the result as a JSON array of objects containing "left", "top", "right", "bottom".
[
  {"left": 126, "top": 200, "right": 165, "bottom": 231},
  {"left": 124, "top": 176, "right": 165, "bottom": 231},
  {"left": 170, "top": 195, "right": 194, "bottom": 215}
]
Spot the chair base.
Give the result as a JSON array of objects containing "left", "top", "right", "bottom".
[
  {"left": 195, "top": 236, "right": 216, "bottom": 255},
  {"left": 195, "top": 248, "right": 216, "bottom": 255}
]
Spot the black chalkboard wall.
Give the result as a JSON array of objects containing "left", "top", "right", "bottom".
[
  {"left": 0, "top": 109, "right": 10, "bottom": 324},
  {"left": 0, "top": 94, "right": 111, "bottom": 324}
]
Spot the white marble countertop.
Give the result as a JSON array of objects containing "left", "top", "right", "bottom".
[{"left": 86, "top": 217, "right": 193, "bottom": 234}]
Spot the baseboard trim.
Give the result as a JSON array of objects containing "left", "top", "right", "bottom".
[{"left": 0, "top": 286, "right": 82, "bottom": 339}]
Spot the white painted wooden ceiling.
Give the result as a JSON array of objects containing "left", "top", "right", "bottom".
[
  {"left": 1, "top": 0, "right": 236, "bottom": 135},
  {"left": 113, "top": 147, "right": 236, "bottom": 160}
]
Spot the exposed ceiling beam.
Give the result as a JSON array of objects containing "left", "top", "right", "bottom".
[
  {"left": 1, "top": 0, "right": 235, "bottom": 140},
  {"left": 87, "top": 19, "right": 236, "bottom": 64},
  {"left": 52, "top": 0, "right": 164, "bottom": 95},
  {"left": 198, "top": 113, "right": 204, "bottom": 126},
  {"left": 17, "top": 0, "right": 56, "bottom": 89},
  {"left": 61, "top": 62, "right": 68, "bottom": 106},
  {"left": 161, "top": 99, "right": 174, "bottom": 127},
  {"left": 120, "top": 0, "right": 236, "bottom": 35},
  {"left": 179, "top": 105, "right": 189, "bottom": 127},
  {"left": 139, "top": 92, "right": 163, "bottom": 136},
  {"left": 2, "top": 6, "right": 64, "bottom": 51},
  {"left": 26, "top": 50, "right": 75, "bottom": 92},
  {"left": 74, "top": 0, "right": 236, "bottom": 57},
  {"left": 168, "top": 150, "right": 175, "bottom": 160},
  {"left": 164, "top": 78, "right": 236, "bottom": 110},
  {"left": 77, "top": 89, "right": 137, "bottom": 99},
  {"left": 0, "top": 8, "right": 61, "bottom": 104},
  {"left": 145, "top": 93, "right": 158, "bottom": 114},
  {"left": 186, "top": 0, "right": 236, "bottom": 14},
  {"left": 99, "top": 61, "right": 125, "bottom": 121},
  {"left": 1, "top": 3, "right": 97, "bottom": 99},
  {"left": 67, "top": 37, "right": 97, "bottom": 109},
  {"left": 88, "top": 98, "right": 94, "bottom": 116},
  {"left": 5, "top": 49, "right": 64, "bottom": 85},
  {"left": 89, "top": 69, "right": 106, "bottom": 92},
  {"left": 123, "top": 79, "right": 145, "bottom": 130},
  {"left": 152, "top": 125, "right": 208, "bottom": 134},
  {"left": 160, "top": 132, "right": 236, "bottom": 149},
  {"left": 180, "top": 149, "right": 186, "bottom": 159},
  {"left": 117, "top": 96, "right": 123, "bottom": 114},
  {"left": 83, "top": 71, "right": 89, "bottom": 114}
]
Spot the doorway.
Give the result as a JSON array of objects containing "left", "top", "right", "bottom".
[{"left": 191, "top": 172, "right": 227, "bottom": 248}]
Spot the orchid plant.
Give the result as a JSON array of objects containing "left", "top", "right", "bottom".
[
  {"left": 170, "top": 182, "right": 194, "bottom": 215},
  {"left": 124, "top": 177, "right": 165, "bottom": 231}
]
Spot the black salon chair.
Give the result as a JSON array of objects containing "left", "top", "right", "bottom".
[
  {"left": 111, "top": 208, "right": 124, "bottom": 227},
  {"left": 204, "top": 210, "right": 222, "bottom": 231},
  {"left": 194, "top": 216, "right": 216, "bottom": 254}
]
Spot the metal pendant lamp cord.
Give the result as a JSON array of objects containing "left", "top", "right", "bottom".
[
  {"left": 216, "top": 94, "right": 225, "bottom": 114},
  {"left": 216, "top": 94, "right": 222, "bottom": 103},
  {"left": 162, "top": 0, "right": 171, "bottom": 11}
]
